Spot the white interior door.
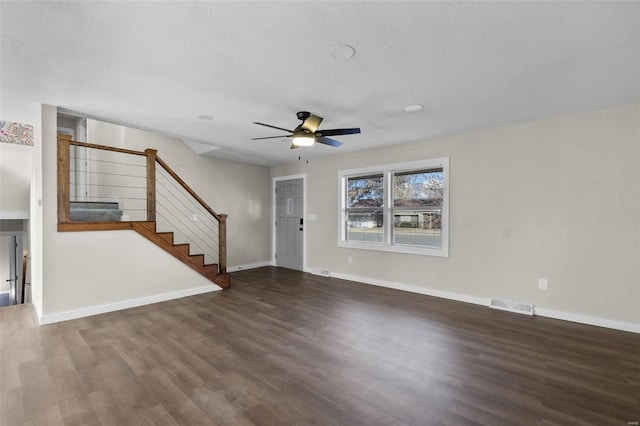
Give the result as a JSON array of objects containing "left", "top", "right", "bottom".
[
  {"left": 276, "top": 178, "right": 304, "bottom": 271},
  {"left": 8, "top": 236, "right": 17, "bottom": 305}
]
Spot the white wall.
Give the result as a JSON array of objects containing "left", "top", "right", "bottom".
[
  {"left": 0, "top": 143, "right": 32, "bottom": 217},
  {"left": 271, "top": 103, "right": 640, "bottom": 327}
]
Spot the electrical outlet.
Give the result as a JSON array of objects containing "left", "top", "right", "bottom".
[
  {"left": 538, "top": 278, "right": 548, "bottom": 290},
  {"left": 347, "top": 256, "right": 353, "bottom": 264}
]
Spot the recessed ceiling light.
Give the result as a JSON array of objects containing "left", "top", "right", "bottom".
[
  {"left": 404, "top": 104, "right": 424, "bottom": 113},
  {"left": 329, "top": 44, "right": 355, "bottom": 60},
  {"left": 197, "top": 114, "right": 214, "bottom": 120}
]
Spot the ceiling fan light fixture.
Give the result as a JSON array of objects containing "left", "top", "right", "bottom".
[{"left": 292, "top": 134, "right": 315, "bottom": 146}]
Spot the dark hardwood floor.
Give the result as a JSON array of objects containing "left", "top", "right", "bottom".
[{"left": 1, "top": 267, "right": 638, "bottom": 425}]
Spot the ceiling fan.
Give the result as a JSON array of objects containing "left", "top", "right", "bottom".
[{"left": 252, "top": 111, "right": 361, "bottom": 149}]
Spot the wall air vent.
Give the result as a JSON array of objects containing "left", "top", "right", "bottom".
[{"left": 490, "top": 298, "right": 534, "bottom": 316}]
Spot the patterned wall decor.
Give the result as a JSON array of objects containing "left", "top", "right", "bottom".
[{"left": 0, "top": 121, "right": 34, "bottom": 146}]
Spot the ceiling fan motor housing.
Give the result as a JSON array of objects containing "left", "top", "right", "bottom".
[{"left": 297, "top": 111, "right": 311, "bottom": 121}]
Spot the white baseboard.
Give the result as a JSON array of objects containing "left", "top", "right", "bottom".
[
  {"left": 38, "top": 284, "right": 221, "bottom": 325},
  {"left": 227, "top": 261, "right": 274, "bottom": 273},
  {"left": 322, "top": 270, "right": 639, "bottom": 334},
  {"left": 32, "top": 297, "right": 42, "bottom": 318},
  {"left": 328, "top": 271, "right": 490, "bottom": 306},
  {"left": 534, "top": 307, "right": 640, "bottom": 334}
]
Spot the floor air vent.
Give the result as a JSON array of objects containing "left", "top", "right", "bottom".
[
  {"left": 312, "top": 268, "right": 331, "bottom": 277},
  {"left": 490, "top": 299, "right": 534, "bottom": 316}
]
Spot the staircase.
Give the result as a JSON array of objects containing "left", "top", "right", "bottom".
[
  {"left": 57, "top": 135, "right": 230, "bottom": 289},
  {"left": 132, "top": 222, "right": 229, "bottom": 289},
  {"left": 70, "top": 201, "right": 123, "bottom": 222}
]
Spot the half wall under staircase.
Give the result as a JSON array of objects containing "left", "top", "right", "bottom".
[{"left": 57, "top": 134, "right": 230, "bottom": 289}]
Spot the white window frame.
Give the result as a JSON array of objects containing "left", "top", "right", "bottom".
[{"left": 339, "top": 158, "right": 449, "bottom": 257}]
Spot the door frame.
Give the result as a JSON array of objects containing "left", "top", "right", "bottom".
[
  {"left": 0, "top": 230, "right": 26, "bottom": 304},
  {"left": 272, "top": 174, "right": 307, "bottom": 271}
]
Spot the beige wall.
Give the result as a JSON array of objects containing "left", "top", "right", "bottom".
[
  {"left": 0, "top": 143, "right": 32, "bottom": 215},
  {"left": 271, "top": 103, "right": 640, "bottom": 325}
]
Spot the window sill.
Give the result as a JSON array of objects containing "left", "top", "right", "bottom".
[{"left": 338, "top": 240, "right": 449, "bottom": 257}]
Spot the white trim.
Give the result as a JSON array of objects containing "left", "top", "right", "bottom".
[
  {"left": 272, "top": 174, "right": 307, "bottom": 271},
  {"left": 337, "top": 240, "right": 449, "bottom": 257},
  {"left": 329, "top": 271, "right": 489, "bottom": 306},
  {"left": 227, "top": 261, "right": 274, "bottom": 273},
  {"left": 533, "top": 307, "right": 640, "bottom": 334},
  {"left": 0, "top": 211, "right": 29, "bottom": 219},
  {"left": 38, "top": 284, "right": 221, "bottom": 325},
  {"left": 325, "top": 270, "right": 639, "bottom": 334},
  {"left": 32, "top": 297, "right": 42, "bottom": 318}
]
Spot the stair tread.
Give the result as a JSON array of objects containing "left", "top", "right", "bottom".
[{"left": 70, "top": 202, "right": 120, "bottom": 210}]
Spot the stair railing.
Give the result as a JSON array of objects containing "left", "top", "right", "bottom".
[{"left": 57, "top": 134, "right": 227, "bottom": 274}]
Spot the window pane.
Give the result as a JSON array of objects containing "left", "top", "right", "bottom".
[
  {"left": 346, "top": 210, "right": 383, "bottom": 243},
  {"left": 347, "top": 174, "right": 384, "bottom": 208},
  {"left": 346, "top": 174, "right": 384, "bottom": 243},
  {"left": 393, "top": 209, "right": 442, "bottom": 247},
  {"left": 393, "top": 169, "right": 443, "bottom": 208},
  {"left": 393, "top": 169, "right": 443, "bottom": 247}
]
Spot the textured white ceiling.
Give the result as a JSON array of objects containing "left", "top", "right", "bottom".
[{"left": 1, "top": 1, "right": 639, "bottom": 165}]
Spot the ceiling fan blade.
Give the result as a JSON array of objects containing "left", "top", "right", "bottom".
[
  {"left": 290, "top": 144, "right": 300, "bottom": 150},
  {"left": 316, "top": 137, "right": 343, "bottom": 147},
  {"left": 251, "top": 135, "right": 292, "bottom": 140},
  {"left": 317, "top": 128, "right": 361, "bottom": 137},
  {"left": 253, "top": 122, "right": 294, "bottom": 133},
  {"left": 300, "top": 114, "right": 323, "bottom": 132}
]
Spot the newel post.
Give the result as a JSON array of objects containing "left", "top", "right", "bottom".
[
  {"left": 57, "top": 135, "right": 71, "bottom": 223},
  {"left": 218, "top": 214, "right": 228, "bottom": 274},
  {"left": 145, "top": 149, "right": 157, "bottom": 222}
]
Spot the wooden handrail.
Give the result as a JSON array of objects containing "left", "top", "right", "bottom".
[
  {"left": 69, "top": 140, "right": 147, "bottom": 157},
  {"left": 155, "top": 156, "right": 227, "bottom": 274},
  {"left": 155, "top": 156, "right": 222, "bottom": 221},
  {"left": 145, "top": 149, "right": 157, "bottom": 221},
  {"left": 218, "top": 214, "right": 227, "bottom": 274},
  {"left": 57, "top": 137, "right": 70, "bottom": 222}
]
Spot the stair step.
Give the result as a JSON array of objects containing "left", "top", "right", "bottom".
[
  {"left": 173, "top": 244, "right": 190, "bottom": 256},
  {"left": 204, "top": 264, "right": 219, "bottom": 275},
  {"left": 157, "top": 232, "right": 174, "bottom": 244},
  {"left": 131, "top": 222, "right": 230, "bottom": 289},
  {"left": 189, "top": 254, "right": 205, "bottom": 266},
  {"left": 70, "top": 208, "right": 123, "bottom": 222},
  {"left": 70, "top": 201, "right": 120, "bottom": 210}
]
